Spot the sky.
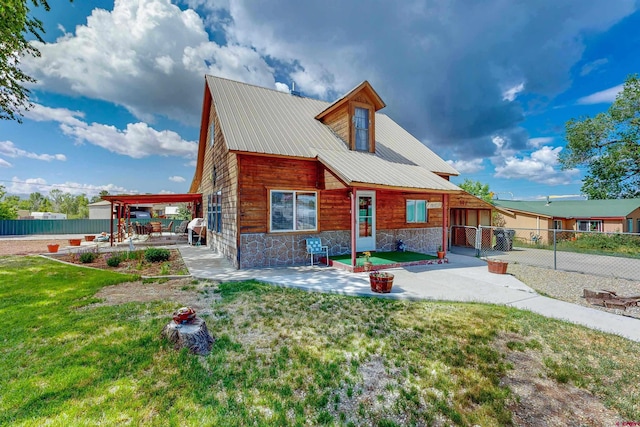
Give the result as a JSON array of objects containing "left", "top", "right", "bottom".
[{"left": 1, "top": 0, "right": 639, "bottom": 201}]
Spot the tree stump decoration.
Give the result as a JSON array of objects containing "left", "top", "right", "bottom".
[{"left": 161, "top": 313, "right": 214, "bottom": 356}]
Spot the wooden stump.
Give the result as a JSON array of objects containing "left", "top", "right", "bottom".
[{"left": 161, "top": 317, "right": 214, "bottom": 355}]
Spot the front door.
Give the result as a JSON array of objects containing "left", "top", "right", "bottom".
[{"left": 356, "top": 191, "right": 376, "bottom": 251}]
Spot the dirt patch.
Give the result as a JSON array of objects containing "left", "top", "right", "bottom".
[
  {"left": 86, "top": 277, "right": 220, "bottom": 316},
  {"left": 495, "top": 332, "right": 621, "bottom": 426},
  {"left": 0, "top": 239, "right": 71, "bottom": 256}
]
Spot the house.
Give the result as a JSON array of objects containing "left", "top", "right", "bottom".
[
  {"left": 189, "top": 76, "right": 493, "bottom": 268},
  {"left": 494, "top": 198, "right": 640, "bottom": 242}
]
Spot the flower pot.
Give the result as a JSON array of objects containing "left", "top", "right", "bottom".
[
  {"left": 437, "top": 251, "right": 445, "bottom": 259},
  {"left": 69, "top": 239, "right": 81, "bottom": 246},
  {"left": 85, "top": 235, "right": 96, "bottom": 242},
  {"left": 487, "top": 259, "right": 508, "bottom": 274},
  {"left": 47, "top": 244, "right": 59, "bottom": 253},
  {"left": 370, "top": 272, "right": 394, "bottom": 293}
]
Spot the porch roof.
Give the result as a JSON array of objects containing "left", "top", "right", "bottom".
[{"left": 317, "top": 149, "right": 460, "bottom": 192}]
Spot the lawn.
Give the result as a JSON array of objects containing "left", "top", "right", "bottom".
[
  {"left": 1, "top": 256, "right": 639, "bottom": 425},
  {"left": 331, "top": 251, "right": 438, "bottom": 266}
]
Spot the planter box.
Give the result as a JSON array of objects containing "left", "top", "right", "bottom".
[
  {"left": 370, "top": 273, "right": 394, "bottom": 293},
  {"left": 487, "top": 259, "right": 508, "bottom": 274},
  {"left": 85, "top": 235, "right": 96, "bottom": 242},
  {"left": 47, "top": 244, "right": 59, "bottom": 253},
  {"left": 69, "top": 239, "right": 81, "bottom": 246}
]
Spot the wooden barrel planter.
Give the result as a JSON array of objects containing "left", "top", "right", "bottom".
[
  {"left": 68, "top": 239, "right": 82, "bottom": 246},
  {"left": 370, "top": 272, "right": 394, "bottom": 293},
  {"left": 487, "top": 259, "right": 508, "bottom": 274},
  {"left": 47, "top": 244, "right": 59, "bottom": 253}
]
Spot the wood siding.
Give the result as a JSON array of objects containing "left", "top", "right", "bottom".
[
  {"left": 321, "top": 104, "right": 349, "bottom": 147},
  {"left": 377, "top": 191, "right": 443, "bottom": 229}
]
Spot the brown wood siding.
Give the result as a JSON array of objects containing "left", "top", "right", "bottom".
[
  {"left": 377, "top": 191, "right": 443, "bottom": 229},
  {"left": 322, "top": 104, "right": 349, "bottom": 146},
  {"left": 449, "top": 193, "right": 492, "bottom": 210}
]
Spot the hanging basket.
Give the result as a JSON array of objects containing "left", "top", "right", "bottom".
[
  {"left": 370, "top": 272, "right": 394, "bottom": 293},
  {"left": 487, "top": 259, "right": 508, "bottom": 274}
]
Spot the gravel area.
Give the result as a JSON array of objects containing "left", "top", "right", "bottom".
[{"left": 508, "top": 263, "right": 640, "bottom": 319}]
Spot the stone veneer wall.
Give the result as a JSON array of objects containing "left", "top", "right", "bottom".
[{"left": 239, "top": 227, "right": 442, "bottom": 268}]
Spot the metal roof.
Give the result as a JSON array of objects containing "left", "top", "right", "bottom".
[
  {"left": 494, "top": 199, "right": 640, "bottom": 218},
  {"left": 205, "top": 76, "right": 460, "bottom": 186}
]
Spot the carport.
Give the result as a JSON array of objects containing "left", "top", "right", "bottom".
[{"left": 102, "top": 193, "right": 203, "bottom": 246}]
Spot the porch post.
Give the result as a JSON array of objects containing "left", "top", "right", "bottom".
[
  {"left": 443, "top": 194, "right": 449, "bottom": 252},
  {"left": 109, "top": 201, "right": 114, "bottom": 247},
  {"left": 350, "top": 190, "right": 356, "bottom": 267}
]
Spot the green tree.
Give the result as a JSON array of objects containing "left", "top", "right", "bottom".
[
  {"left": 560, "top": 74, "right": 640, "bottom": 199},
  {"left": 0, "top": 185, "right": 18, "bottom": 219},
  {"left": 90, "top": 190, "right": 109, "bottom": 203},
  {"left": 48, "top": 188, "right": 63, "bottom": 212},
  {"left": 27, "top": 191, "right": 46, "bottom": 211},
  {"left": 458, "top": 179, "right": 493, "bottom": 203}
]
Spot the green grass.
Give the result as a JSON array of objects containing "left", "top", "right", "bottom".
[
  {"left": 331, "top": 250, "right": 437, "bottom": 266},
  {"left": 1, "top": 256, "right": 639, "bottom": 425}
]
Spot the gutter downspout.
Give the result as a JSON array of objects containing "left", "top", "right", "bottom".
[{"left": 351, "top": 190, "right": 356, "bottom": 268}]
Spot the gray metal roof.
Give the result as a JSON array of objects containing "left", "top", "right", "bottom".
[
  {"left": 494, "top": 199, "right": 640, "bottom": 218},
  {"left": 206, "top": 75, "right": 460, "bottom": 190}
]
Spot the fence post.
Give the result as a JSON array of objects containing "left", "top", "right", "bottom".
[
  {"left": 553, "top": 229, "right": 557, "bottom": 270},
  {"left": 476, "top": 226, "right": 482, "bottom": 257}
]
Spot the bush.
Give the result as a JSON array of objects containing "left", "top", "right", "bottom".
[
  {"left": 79, "top": 252, "right": 97, "bottom": 263},
  {"left": 106, "top": 254, "right": 123, "bottom": 267},
  {"left": 144, "top": 248, "right": 170, "bottom": 263}
]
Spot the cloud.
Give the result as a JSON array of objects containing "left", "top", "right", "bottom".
[
  {"left": 25, "top": 104, "right": 198, "bottom": 159},
  {"left": 528, "top": 137, "right": 554, "bottom": 148},
  {"left": 576, "top": 84, "right": 623, "bottom": 104},
  {"left": 0, "top": 140, "right": 67, "bottom": 163},
  {"left": 23, "top": 0, "right": 278, "bottom": 125},
  {"left": 494, "top": 146, "right": 580, "bottom": 185},
  {"left": 169, "top": 175, "right": 186, "bottom": 182},
  {"left": 0, "top": 158, "right": 12, "bottom": 168},
  {"left": 446, "top": 159, "right": 484, "bottom": 174},
  {"left": 579, "top": 58, "right": 609, "bottom": 76},
  {"left": 7, "top": 176, "right": 135, "bottom": 197}
]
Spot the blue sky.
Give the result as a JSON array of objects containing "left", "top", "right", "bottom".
[{"left": 1, "top": 0, "right": 639, "bottom": 200}]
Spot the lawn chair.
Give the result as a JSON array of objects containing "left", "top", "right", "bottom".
[
  {"left": 306, "top": 237, "right": 328, "bottom": 266},
  {"left": 174, "top": 220, "right": 189, "bottom": 240},
  {"left": 161, "top": 221, "right": 174, "bottom": 235}
]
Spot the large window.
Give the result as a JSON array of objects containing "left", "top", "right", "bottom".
[
  {"left": 577, "top": 220, "right": 602, "bottom": 232},
  {"left": 406, "top": 200, "right": 427, "bottom": 223},
  {"left": 207, "top": 191, "right": 222, "bottom": 233},
  {"left": 270, "top": 190, "right": 317, "bottom": 232},
  {"left": 354, "top": 107, "right": 369, "bottom": 151},
  {"left": 553, "top": 220, "right": 563, "bottom": 230}
]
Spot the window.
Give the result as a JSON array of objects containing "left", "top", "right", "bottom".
[
  {"left": 627, "top": 218, "right": 633, "bottom": 233},
  {"left": 577, "top": 220, "right": 602, "bottom": 232},
  {"left": 210, "top": 122, "right": 215, "bottom": 146},
  {"left": 207, "top": 191, "right": 222, "bottom": 233},
  {"left": 406, "top": 200, "right": 427, "bottom": 223},
  {"left": 354, "top": 107, "right": 369, "bottom": 151},
  {"left": 270, "top": 190, "right": 317, "bottom": 232},
  {"left": 553, "top": 220, "right": 563, "bottom": 230}
]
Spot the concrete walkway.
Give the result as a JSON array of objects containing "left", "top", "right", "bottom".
[{"left": 179, "top": 245, "right": 640, "bottom": 343}]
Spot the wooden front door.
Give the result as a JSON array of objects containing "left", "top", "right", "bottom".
[{"left": 356, "top": 191, "right": 376, "bottom": 251}]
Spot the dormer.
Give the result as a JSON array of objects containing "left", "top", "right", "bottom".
[{"left": 315, "top": 81, "right": 386, "bottom": 153}]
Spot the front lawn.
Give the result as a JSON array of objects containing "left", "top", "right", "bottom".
[{"left": 1, "top": 256, "right": 639, "bottom": 425}]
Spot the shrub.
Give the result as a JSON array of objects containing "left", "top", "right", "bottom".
[
  {"left": 79, "top": 252, "right": 97, "bottom": 263},
  {"left": 144, "top": 248, "right": 170, "bottom": 263},
  {"left": 105, "top": 254, "right": 123, "bottom": 267}
]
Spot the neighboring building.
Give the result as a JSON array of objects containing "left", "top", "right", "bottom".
[
  {"left": 30, "top": 212, "right": 67, "bottom": 220},
  {"left": 190, "top": 76, "right": 493, "bottom": 268},
  {"left": 88, "top": 200, "right": 114, "bottom": 219},
  {"left": 494, "top": 198, "right": 640, "bottom": 243}
]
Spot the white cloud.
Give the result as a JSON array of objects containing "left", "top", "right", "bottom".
[
  {"left": 580, "top": 58, "right": 608, "bottom": 76},
  {"left": 0, "top": 158, "right": 12, "bottom": 168},
  {"left": 446, "top": 158, "right": 484, "bottom": 174},
  {"left": 169, "top": 175, "right": 186, "bottom": 182},
  {"left": 23, "top": 0, "right": 278, "bottom": 125},
  {"left": 25, "top": 104, "right": 197, "bottom": 159},
  {"left": 494, "top": 146, "right": 580, "bottom": 185},
  {"left": 576, "top": 84, "right": 623, "bottom": 105},
  {"left": 502, "top": 82, "right": 525, "bottom": 102},
  {"left": 7, "top": 176, "right": 135, "bottom": 197},
  {"left": 275, "top": 82, "right": 290, "bottom": 93},
  {"left": 528, "top": 137, "right": 554, "bottom": 148},
  {"left": 0, "top": 141, "right": 67, "bottom": 162}
]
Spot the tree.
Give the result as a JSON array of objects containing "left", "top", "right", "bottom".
[
  {"left": 90, "top": 190, "right": 109, "bottom": 203},
  {"left": 458, "top": 179, "right": 493, "bottom": 203},
  {"left": 0, "top": 185, "right": 18, "bottom": 219},
  {"left": 560, "top": 74, "right": 640, "bottom": 199}
]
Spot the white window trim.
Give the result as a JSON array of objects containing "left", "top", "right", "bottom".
[
  {"left": 269, "top": 190, "right": 318, "bottom": 233},
  {"left": 406, "top": 199, "right": 428, "bottom": 223}
]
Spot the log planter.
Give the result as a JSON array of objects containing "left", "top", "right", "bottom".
[
  {"left": 487, "top": 259, "right": 508, "bottom": 274},
  {"left": 370, "top": 272, "right": 394, "bottom": 293},
  {"left": 47, "top": 244, "right": 59, "bottom": 253},
  {"left": 161, "top": 317, "right": 214, "bottom": 355}
]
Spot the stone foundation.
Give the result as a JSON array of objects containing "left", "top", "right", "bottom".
[{"left": 238, "top": 227, "right": 443, "bottom": 268}]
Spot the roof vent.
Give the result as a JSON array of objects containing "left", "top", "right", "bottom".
[{"left": 291, "top": 81, "right": 301, "bottom": 97}]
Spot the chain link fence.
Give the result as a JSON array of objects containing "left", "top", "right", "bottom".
[{"left": 449, "top": 225, "right": 640, "bottom": 281}]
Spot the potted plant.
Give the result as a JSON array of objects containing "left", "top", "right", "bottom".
[
  {"left": 437, "top": 245, "right": 445, "bottom": 259},
  {"left": 369, "top": 271, "right": 394, "bottom": 293},
  {"left": 362, "top": 251, "right": 373, "bottom": 272},
  {"left": 47, "top": 244, "right": 59, "bottom": 253},
  {"left": 487, "top": 258, "right": 508, "bottom": 274}
]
